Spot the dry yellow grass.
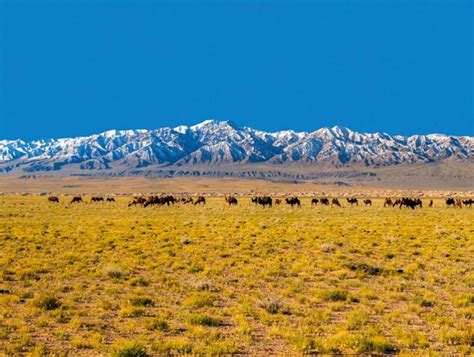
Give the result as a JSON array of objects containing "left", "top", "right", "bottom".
[{"left": 0, "top": 195, "right": 472, "bottom": 355}]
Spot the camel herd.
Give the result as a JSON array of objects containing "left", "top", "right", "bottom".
[
  {"left": 63, "top": 196, "right": 115, "bottom": 204},
  {"left": 127, "top": 195, "right": 206, "bottom": 207},
  {"left": 445, "top": 198, "right": 473, "bottom": 208},
  {"left": 46, "top": 195, "right": 474, "bottom": 208}
]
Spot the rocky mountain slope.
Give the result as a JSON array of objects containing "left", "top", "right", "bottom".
[{"left": 1, "top": 120, "right": 473, "bottom": 174}]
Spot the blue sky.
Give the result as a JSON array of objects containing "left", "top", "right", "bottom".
[{"left": 1, "top": 0, "right": 472, "bottom": 140}]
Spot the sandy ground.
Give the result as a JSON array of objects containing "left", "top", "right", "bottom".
[{"left": 0, "top": 175, "right": 472, "bottom": 197}]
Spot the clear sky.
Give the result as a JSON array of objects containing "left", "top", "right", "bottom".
[{"left": 1, "top": 0, "right": 472, "bottom": 140}]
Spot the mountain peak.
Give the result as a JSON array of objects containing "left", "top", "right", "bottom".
[
  {"left": 190, "top": 119, "right": 241, "bottom": 130},
  {"left": 191, "top": 119, "right": 217, "bottom": 129},
  {"left": 329, "top": 125, "right": 353, "bottom": 137}
]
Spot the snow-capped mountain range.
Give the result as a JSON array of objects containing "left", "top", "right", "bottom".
[{"left": 1, "top": 120, "right": 473, "bottom": 174}]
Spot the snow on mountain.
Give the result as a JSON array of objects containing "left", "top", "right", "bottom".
[{"left": 0, "top": 120, "right": 473, "bottom": 173}]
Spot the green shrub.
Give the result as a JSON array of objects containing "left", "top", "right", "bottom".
[
  {"left": 119, "top": 307, "right": 145, "bottom": 318},
  {"left": 356, "top": 335, "right": 398, "bottom": 354},
  {"left": 188, "top": 314, "right": 222, "bottom": 326},
  {"left": 321, "top": 289, "right": 355, "bottom": 302},
  {"left": 344, "top": 262, "right": 383, "bottom": 276},
  {"left": 129, "top": 297, "right": 154, "bottom": 307},
  {"left": 34, "top": 296, "right": 61, "bottom": 310},
  {"left": 415, "top": 296, "right": 435, "bottom": 307},
  {"left": 146, "top": 319, "right": 169, "bottom": 331}
]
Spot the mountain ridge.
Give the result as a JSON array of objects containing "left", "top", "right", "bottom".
[{"left": 1, "top": 120, "right": 473, "bottom": 174}]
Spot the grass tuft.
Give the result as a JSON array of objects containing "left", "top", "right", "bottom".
[
  {"left": 34, "top": 295, "right": 62, "bottom": 310},
  {"left": 188, "top": 314, "right": 222, "bottom": 326},
  {"left": 111, "top": 341, "right": 148, "bottom": 357}
]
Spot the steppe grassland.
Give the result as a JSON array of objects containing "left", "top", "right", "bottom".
[{"left": 0, "top": 196, "right": 472, "bottom": 355}]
